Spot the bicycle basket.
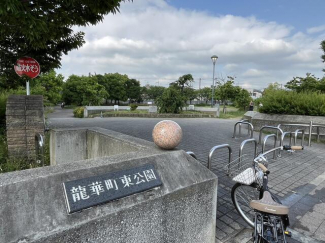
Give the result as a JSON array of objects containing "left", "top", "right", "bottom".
[{"left": 225, "top": 154, "right": 262, "bottom": 186}]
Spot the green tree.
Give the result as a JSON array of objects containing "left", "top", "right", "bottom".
[
  {"left": 156, "top": 87, "right": 184, "bottom": 114},
  {"left": 145, "top": 86, "right": 166, "bottom": 101},
  {"left": 263, "top": 82, "right": 282, "bottom": 96},
  {"left": 183, "top": 87, "right": 197, "bottom": 104},
  {"left": 285, "top": 73, "right": 319, "bottom": 92},
  {"left": 216, "top": 77, "right": 237, "bottom": 112},
  {"left": 285, "top": 73, "right": 325, "bottom": 93},
  {"left": 31, "top": 70, "right": 64, "bottom": 105},
  {"left": 101, "top": 73, "right": 128, "bottom": 104},
  {"left": 198, "top": 87, "right": 212, "bottom": 104},
  {"left": 234, "top": 88, "right": 251, "bottom": 110},
  {"left": 0, "top": 0, "right": 127, "bottom": 89},
  {"left": 125, "top": 78, "right": 141, "bottom": 103},
  {"left": 62, "top": 75, "right": 107, "bottom": 106},
  {"left": 172, "top": 74, "right": 194, "bottom": 93}
]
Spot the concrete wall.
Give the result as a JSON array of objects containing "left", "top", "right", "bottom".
[
  {"left": 0, "top": 129, "right": 218, "bottom": 243},
  {"left": 50, "top": 128, "right": 144, "bottom": 165},
  {"left": 6, "top": 95, "right": 44, "bottom": 159},
  {"left": 86, "top": 130, "right": 143, "bottom": 159},
  {"left": 244, "top": 111, "right": 325, "bottom": 138},
  {"left": 50, "top": 129, "right": 88, "bottom": 165}
]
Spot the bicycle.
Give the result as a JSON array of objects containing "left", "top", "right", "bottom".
[{"left": 228, "top": 145, "right": 303, "bottom": 242}]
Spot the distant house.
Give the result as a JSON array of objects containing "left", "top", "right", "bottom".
[{"left": 245, "top": 88, "right": 263, "bottom": 99}]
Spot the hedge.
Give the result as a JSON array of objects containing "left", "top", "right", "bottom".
[{"left": 259, "top": 90, "right": 325, "bottom": 116}]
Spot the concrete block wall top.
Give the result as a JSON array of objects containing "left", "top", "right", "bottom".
[
  {"left": 0, "top": 149, "right": 218, "bottom": 243},
  {"left": 244, "top": 111, "right": 325, "bottom": 131},
  {"left": 50, "top": 127, "right": 155, "bottom": 165}
]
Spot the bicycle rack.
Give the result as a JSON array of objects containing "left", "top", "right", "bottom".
[
  {"left": 35, "top": 133, "right": 45, "bottom": 166},
  {"left": 262, "top": 134, "right": 277, "bottom": 159},
  {"left": 278, "top": 121, "right": 325, "bottom": 146},
  {"left": 207, "top": 144, "right": 232, "bottom": 171},
  {"left": 294, "top": 129, "right": 305, "bottom": 146},
  {"left": 239, "top": 119, "right": 249, "bottom": 137},
  {"left": 186, "top": 151, "right": 197, "bottom": 160},
  {"left": 258, "top": 126, "right": 283, "bottom": 145},
  {"left": 238, "top": 138, "right": 258, "bottom": 163},
  {"left": 232, "top": 121, "right": 254, "bottom": 139},
  {"left": 312, "top": 124, "right": 325, "bottom": 143}
]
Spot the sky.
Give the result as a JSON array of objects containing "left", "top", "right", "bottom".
[{"left": 57, "top": 0, "right": 325, "bottom": 90}]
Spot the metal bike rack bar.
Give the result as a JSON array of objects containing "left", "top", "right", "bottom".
[
  {"left": 186, "top": 151, "right": 197, "bottom": 160},
  {"left": 294, "top": 129, "right": 305, "bottom": 146},
  {"left": 262, "top": 134, "right": 277, "bottom": 159},
  {"left": 239, "top": 119, "right": 250, "bottom": 137},
  {"left": 35, "top": 133, "right": 45, "bottom": 166},
  {"left": 278, "top": 122, "right": 312, "bottom": 146},
  {"left": 208, "top": 144, "right": 232, "bottom": 170},
  {"left": 281, "top": 132, "right": 293, "bottom": 146},
  {"left": 233, "top": 121, "right": 254, "bottom": 139},
  {"left": 259, "top": 126, "right": 283, "bottom": 144},
  {"left": 238, "top": 138, "right": 258, "bottom": 163},
  {"left": 312, "top": 124, "right": 325, "bottom": 143},
  {"left": 308, "top": 121, "right": 313, "bottom": 146}
]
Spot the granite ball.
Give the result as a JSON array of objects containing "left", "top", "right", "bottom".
[{"left": 152, "top": 120, "right": 183, "bottom": 150}]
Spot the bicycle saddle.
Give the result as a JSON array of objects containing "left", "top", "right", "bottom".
[{"left": 250, "top": 191, "right": 289, "bottom": 215}]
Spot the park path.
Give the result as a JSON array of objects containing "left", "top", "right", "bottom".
[{"left": 48, "top": 109, "right": 325, "bottom": 243}]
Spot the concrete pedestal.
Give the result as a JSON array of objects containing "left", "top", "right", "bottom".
[{"left": 0, "top": 128, "right": 218, "bottom": 243}]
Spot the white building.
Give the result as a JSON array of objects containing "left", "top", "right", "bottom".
[{"left": 245, "top": 88, "right": 263, "bottom": 99}]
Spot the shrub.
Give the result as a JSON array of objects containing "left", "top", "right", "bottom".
[
  {"left": 130, "top": 104, "right": 138, "bottom": 111},
  {"left": 73, "top": 107, "right": 84, "bottom": 118},
  {"left": 156, "top": 88, "right": 184, "bottom": 114},
  {"left": 259, "top": 90, "right": 325, "bottom": 116},
  {"left": 0, "top": 92, "right": 8, "bottom": 125}
]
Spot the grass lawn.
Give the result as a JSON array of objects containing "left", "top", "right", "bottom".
[
  {"left": 90, "top": 108, "right": 246, "bottom": 119},
  {"left": 218, "top": 110, "right": 247, "bottom": 119}
]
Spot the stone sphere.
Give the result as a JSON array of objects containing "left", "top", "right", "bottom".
[{"left": 152, "top": 120, "right": 183, "bottom": 150}]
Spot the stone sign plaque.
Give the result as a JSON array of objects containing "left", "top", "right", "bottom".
[
  {"left": 63, "top": 164, "right": 162, "bottom": 214},
  {"left": 149, "top": 106, "right": 157, "bottom": 113}
]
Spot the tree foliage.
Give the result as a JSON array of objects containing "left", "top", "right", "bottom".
[
  {"left": 183, "top": 87, "right": 197, "bottom": 104},
  {"left": 156, "top": 87, "right": 184, "bottom": 114},
  {"left": 145, "top": 86, "right": 166, "bottom": 101},
  {"left": 62, "top": 75, "right": 107, "bottom": 106},
  {"left": 31, "top": 70, "right": 64, "bottom": 105},
  {"left": 321, "top": 40, "right": 325, "bottom": 72},
  {"left": 0, "top": 0, "right": 127, "bottom": 88},
  {"left": 285, "top": 73, "right": 325, "bottom": 93},
  {"left": 197, "top": 87, "right": 212, "bottom": 104},
  {"left": 172, "top": 74, "right": 194, "bottom": 93},
  {"left": 99, "top": 73, "right": 128, "bottom": 104},
  {"left": 125, "top": 78, "right": 141, "bottom": 103},
  {"left": 234, "top": 88, "right": 251, "bottom": 110}
]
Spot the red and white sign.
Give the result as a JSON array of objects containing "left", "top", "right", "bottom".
[{"left": 14, "top": 57, "right": 40, "bottom": 79}]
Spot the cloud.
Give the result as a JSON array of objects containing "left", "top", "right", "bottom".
[
  {"left": 58, "top": 0, "right": 325, "bottom": 89},
  {"left": 307, "top": 25, "right": 325, "bottom": 34},
  {"left": 242, "top": 69, "right": 268, "bottom": 77}
]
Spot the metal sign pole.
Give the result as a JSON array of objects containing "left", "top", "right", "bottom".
[{"left": 26, "top": 81, "right": 30, "bottom": 95}]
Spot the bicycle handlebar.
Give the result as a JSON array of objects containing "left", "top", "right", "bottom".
[
  {"left": 283, "top": 145, "right": 304, "bottom": 150},
  {"left": 254, "top": 145, "right": 304, "bottom": 163},
  {"left": 258, "top": 163, "right": 269, "bottom": 174}
]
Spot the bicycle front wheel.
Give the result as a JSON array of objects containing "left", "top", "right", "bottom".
[{"left": 231, "top": 183, "right": 260, "bottom": 228}]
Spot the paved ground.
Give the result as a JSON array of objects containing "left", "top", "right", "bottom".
[{"left": 48, "top": 107, "right": 325, "bottom": 242}]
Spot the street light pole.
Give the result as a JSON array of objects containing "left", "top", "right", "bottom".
[{"left": 211, "top": 55, "right": 218, "bottom": 107}]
